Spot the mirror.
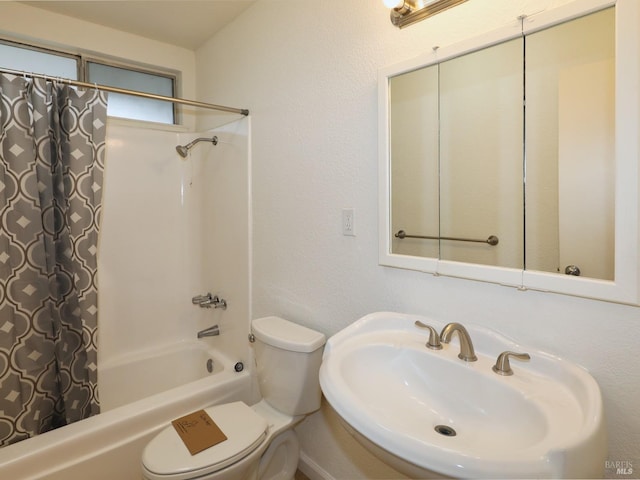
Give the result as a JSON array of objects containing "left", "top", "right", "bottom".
[
  {"left": 390, "top": 64, "right": 439, "bottom": 260},
  {"left": 379, "top": 0, "right": 640, "bottom": 304},
  {"left": 439, "top": 36, "right": 523, "bottom": 269},
  {"left": 525, "top": 9, "right": 615, "bottom": 279}
]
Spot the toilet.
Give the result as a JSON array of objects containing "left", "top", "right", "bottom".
[{"left": 141, "top": 316, "right": 326, "bottom": 480}]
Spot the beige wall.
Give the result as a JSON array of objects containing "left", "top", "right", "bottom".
[{"left": 196, "top": 0, "right": 640, "bottom": 478}]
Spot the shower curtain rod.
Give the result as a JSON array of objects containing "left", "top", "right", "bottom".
[{"left": 0, "top": 67, "right": 249, "bottom": 116}]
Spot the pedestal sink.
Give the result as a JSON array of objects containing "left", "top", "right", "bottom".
[{"left": 319, "top": 312, "right": 607, "bottom": 479}]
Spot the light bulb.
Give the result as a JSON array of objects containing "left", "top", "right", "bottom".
[{"left": 383, "top": 0, "right": 404, "bottom": 9}]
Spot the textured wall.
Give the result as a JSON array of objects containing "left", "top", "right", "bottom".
[{"left": 193, "top": 0, "right": 640, "bottom": 478}]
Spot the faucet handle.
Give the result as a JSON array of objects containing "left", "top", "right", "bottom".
[
  {"left": 492, "top": 351, "right": 530, "bottom": 376},
  {"left": 192, "top": 293, "right": 227, "bottom": 309},
  {"left": 212, "top": 296, "right": 227, "bottom": 310},
  {"left": 192, "top": 293, "right": 212, "bottom": 304},
  {"left": 414, "top": 321, "right": 443, "bottom": 350}
]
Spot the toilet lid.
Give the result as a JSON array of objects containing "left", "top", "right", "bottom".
[{"left": 142, "top": 402, "right": 268, "bottom": 479}]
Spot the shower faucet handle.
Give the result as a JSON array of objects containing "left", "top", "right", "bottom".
[
  {"left": 192, "top": 293, "right": 227, "bottom": 309},
  {"left": 201, "top": 295, "right": 227, "bottom": 309},
  {"left": 192, "top": 293, "right": 213, "bottom": 305}
]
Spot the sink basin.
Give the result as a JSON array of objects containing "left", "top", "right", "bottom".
[{"left": 319, "top": 312, "right": 607, "bottom": 479}]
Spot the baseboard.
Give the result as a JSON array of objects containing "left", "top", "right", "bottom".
[{"left": 298, "top": 451, "right": 336, "bottom": 480}]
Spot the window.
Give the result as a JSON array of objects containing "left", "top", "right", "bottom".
[
  {"left": 0, "top": 39, "right": 178, "bottom": 125},
  {"left": 86, "top": 62, "right": 175, "bottom": 124},
  {"left": 0, "top": 41, "right": 78, "bottom": 79}
]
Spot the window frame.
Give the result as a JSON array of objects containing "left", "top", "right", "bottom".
[
  {"left": 83, "top": 57, "right": 178, "bottom": 125},
  {"left": 0, "top": 38, "right": 82, "bottom": 79},
  {"left": 0, "top": 37, "right": 181, "bottom": 125}
]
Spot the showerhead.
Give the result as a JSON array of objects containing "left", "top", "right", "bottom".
[
  {"left": 175, "top": 136, "right": 218, "bottom": 158},
  {"left": 175, "top": 145, "right": 190, "bottom": 158}
]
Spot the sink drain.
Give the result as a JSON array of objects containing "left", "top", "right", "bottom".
[{"left": 434, "top": 425, "right": 457, "bottom": 437}]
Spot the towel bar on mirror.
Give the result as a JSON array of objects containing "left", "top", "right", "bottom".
[{"left": 394, "top": 230, "right": 499, "bottom": 246}]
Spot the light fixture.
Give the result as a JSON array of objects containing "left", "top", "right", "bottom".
[{"left": 385, "top": 0, "right": 469, "bottom": 28}]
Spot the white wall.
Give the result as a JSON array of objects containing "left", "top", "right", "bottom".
[{"left": 195, "top": 0, "right": 640, "bottom": 478}]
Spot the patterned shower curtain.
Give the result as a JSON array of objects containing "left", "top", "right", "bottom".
[{"left": 0, "top": 74, "right": 107, "bottom": 446}]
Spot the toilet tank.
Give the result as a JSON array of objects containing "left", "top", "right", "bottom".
[{"left": 251, "top": 316, "right": 326, "bottom": 416}]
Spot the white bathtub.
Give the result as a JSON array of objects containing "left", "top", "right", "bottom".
[
  {"left": 99, "top": 341, "right": 228, "bottom": 411},
  {"left": 0, "top": 341, "right": 253, "bottom": 480}
]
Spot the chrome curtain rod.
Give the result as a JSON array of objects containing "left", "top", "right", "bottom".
[
  {"left": 395, "top": 230, "right": 499, "bottom": 246},
  {"left": 0, "top": 67, "right": 249, "bottom": 116}
]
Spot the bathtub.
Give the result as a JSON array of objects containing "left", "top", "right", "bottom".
[{"left": 0, "top": 341, "right": 253, "bottom": 480}]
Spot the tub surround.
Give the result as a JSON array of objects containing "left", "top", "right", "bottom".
[{"left": 99, "top": 118, "right": 251, "bottom": 368}]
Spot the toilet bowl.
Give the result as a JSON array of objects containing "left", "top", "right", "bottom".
[{"left": 142, "top": 316, "right": 326, "bottom": 480}]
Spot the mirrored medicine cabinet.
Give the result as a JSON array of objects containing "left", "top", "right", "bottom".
[{"left": 378, "top": 0, "right": 640, "bottom": 304}]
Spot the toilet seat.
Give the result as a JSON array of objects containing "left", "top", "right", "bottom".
[{"left": 142, "top": 402, "right": 268, "bottom": 480}]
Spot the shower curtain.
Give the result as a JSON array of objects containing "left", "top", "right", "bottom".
[{"left": 0, "top": 74, "right": 107, "bottom": 446}]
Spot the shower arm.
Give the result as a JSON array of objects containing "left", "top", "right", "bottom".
[
  {"left": 185, "top": 137, "right": 218, "bottom": 149},
  {"left": 176, "top": 136, "right": 218, "bottom": 158}
]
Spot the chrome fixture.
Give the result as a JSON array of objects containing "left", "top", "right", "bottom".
[
  {"left": 384, "top": 0, "right": 468, "bottom": 29},
  {"left": 191, "top": 293, "right": 227, "bottom": 310},
  {"left": 492, "top": 351, "right": 531, "bottom": 376},
  {"left": 209, "top": 295, "right": 227, "bottom": 309},
  {"left": 414, "top": 320, "right": 442, "bottom": 350},
  {"left": 197, "top": 324, "right": 220, "bottom": 339},
  {"left": 440, "top": 322, "right": 477, "bottom": 361},
  {"left": 192, "top": 293, "right": 210, "bottom": 305},
  {"left": 176, "top": 136, "right": 218, "bottom": 158}
]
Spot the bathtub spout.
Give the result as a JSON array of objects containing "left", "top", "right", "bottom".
[{"left": 197, "top": 325, "right": 220, "bottom": 338}]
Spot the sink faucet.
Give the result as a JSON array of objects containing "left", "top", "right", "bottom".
[
  {"left": 197, "top": 324, "right": 220, "bottom": 338},
  {"left": 440, "top": 323, "right": 477, "bottom": 362}
]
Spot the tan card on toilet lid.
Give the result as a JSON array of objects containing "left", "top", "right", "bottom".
[{"left": 172, "top": 409, "right": 228, "bottom": 455}]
